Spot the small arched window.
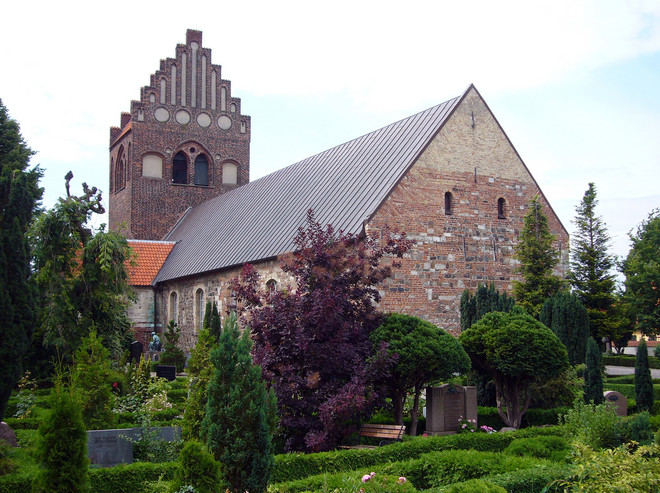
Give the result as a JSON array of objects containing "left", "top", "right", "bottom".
[
  {"left": 169, "top": 291, "right": 178, "bottom": 323},
  {"left": 498, "top": 198, "right": 506, "bottom": 219},
  {"left": 195, "top": 288, "right": 205, "bottom": 333},
  {"left": 444, "top": 192, "right": 453, "bottom": 215},
  {"left": 266, "top": 279, "right": 278, "bottom": 300},
  {"left": 173, "top": 152, "right": 187, "bottom": 184},
  {"left": 194, "top": 154, "right": 209, "bottom": 186}
]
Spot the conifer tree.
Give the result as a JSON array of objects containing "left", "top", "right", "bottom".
[
  {"left": 33, "top": 373, "right": 89, "bottom": 493},
  {"left": 202, "top": 313, "right": 277, "bottom": 493},
  {"left": 513, "top": 196, "right": 564, "bottom": 317},
  {"left": 460, "top": 284, "right": 515, "bottom": 330},
  {"left": 635, "top": 340, "right": 654, "bottom": 412},
  {"left": 0, "top": 100, "right": 42, "bottom": 421},
  {"left": 540, "top": 292, "right": 590, "bottom": 365},
  {"left": 159, "top": 320, "right": 186, "bottom": 372},
  {"left": 570, "top": 183, "right": 619, "bottom": 341},
  {"left": 584, "top": 337, "right": 604, "bottom": 404}
]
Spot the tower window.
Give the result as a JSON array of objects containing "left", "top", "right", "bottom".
[
  {"left": 173, "top": 152, "right": 188, "bottom": 184},
  {"left": 444, "top": 192, "right": 453, "bottom": 215},
  {"left": 498, "top": 198, "right": 506, "bottom": 219},
  {"left": 115, "top": 146, "right": 126, "bottom": 192},
  {"left": 194, "top": 154, "right": 209, "bottom": 186}
]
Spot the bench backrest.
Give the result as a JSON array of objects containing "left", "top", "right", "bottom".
[{"left": 359, "top": 423, "right": 406, "bottom": 441}]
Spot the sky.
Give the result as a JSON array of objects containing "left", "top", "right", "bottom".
[{"left": 1, "top": 0, "right": 659, "bottom": 270}]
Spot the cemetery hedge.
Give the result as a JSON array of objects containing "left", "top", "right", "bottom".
[
  {"left": 604, "top": 383, "right": 660, "bottom": 400},
  {"left": 602, "top": 355, "right": 660, "bottom": 369}
]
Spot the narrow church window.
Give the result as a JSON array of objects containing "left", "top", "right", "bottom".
[
  {"left": 444, "top": 192, "right": 453, "bottom": 215},
  {"left": 116, "top": 146, "right": 126, "bottom": 192},
  {"left": 222, "top": 162, "right": 238, "bottom": 185},
  {"left": 195, "top": 288, "right": 204, "bottom": 333},
  {"left": 169, "top": 291, "right": 178, "bottom": 323},
  {"left": 173, "top": 152, "right": 188, "bottom": 184},
  {"left": 498, "top": 198, "right": 506, "bottom": 219},
  {"left": 194, "top": 154, "right": 209, "bottom": 186}
]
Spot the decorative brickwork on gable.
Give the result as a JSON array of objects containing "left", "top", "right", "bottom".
[{"left": 109, "top": 29, "right": 251, "bottom": 240}]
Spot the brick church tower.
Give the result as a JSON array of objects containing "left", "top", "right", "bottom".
[{"left": 109, "top": 29, "right": 251, "bottom": 240}]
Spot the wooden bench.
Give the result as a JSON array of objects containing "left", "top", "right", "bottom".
[{"left": 339, "top": 423, "right": 406, "bottom": 449}]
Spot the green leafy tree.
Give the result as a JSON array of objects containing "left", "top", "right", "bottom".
[
  {"left": 459, "top": 310, "right": 569, "bottom": 428},
  {"left": 635, "top": 339, "right": 654, "bottom": 412},
  {"left": 30, "top": 175, "right": 134, "bottom": 361},
  {"left": 570, "top": 183, "right": 620, "bottom": 342},
  {"left": 512, "top": 196, "right": 564, "bottom": 317},
  {"left": 371, "top": 313, "right": 470, "bottom": 434},
  {"left": 73, "top": 330, "right": 115, "bottom": 429},
  {"left": 459, "top": 284, "right": 515, "bottom": 330},
  {"left": 584, "top": 337, "right": 604, "bottom": 404},
  {"left": 621, "top": 209, "right": 660, "bottom": 335},
  {"left": 182, "top": 303, "right": 219, "bottom": 441},
  {"left": 33, "top": 373, "right": 89, "bottom": 493},
  {"left": 0, "top": 99, "right": 42, "bottom": 421},
  {"left": 159, "top": 320, "right": 186, "bottom": 372},
  {"left": 540, "top": 291, "right": 590, "bottom": 365},
  {"left": 202, "top": 313, "right": 277, "bottom": 493}
]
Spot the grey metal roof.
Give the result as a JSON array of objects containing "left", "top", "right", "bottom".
[{"left": 154, "top": 89, "right": 466, "bottom": 283}]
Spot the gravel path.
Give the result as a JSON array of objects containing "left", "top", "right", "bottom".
[{"left": 605, "top": 365, "right": 660, "bottom": 379}]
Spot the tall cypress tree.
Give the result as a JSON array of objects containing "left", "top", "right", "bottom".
[
  {"left": 540, "top": 292, "right": 590, "bottom": 365},
  {"left": 513, "top": 196, "right": 564, "bottom": 317},
  {"left": 460, "top": 284, "right": 515, "bottom": 330},
  {"left": 202, "top": 313, "right": 277, "bottom": 493},
  {"left": 635, "top": 340, "right": 654, "bottom": 412},
  {"left": 0, "top": 100, "right": 42, "bottom": 421},
  {"left": 570, "top": 183, "right": 619, "bottom": 341},
  {"left": 584, "top": 337, "right": 603, "bottom": 404}
]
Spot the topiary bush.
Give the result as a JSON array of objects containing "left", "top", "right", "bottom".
[
  {"left": 442, "top": 479, "right": 507, "bottom": 493},
  {"left": 502, "top": 436, "right": 570, "bottom": 461},
  {"left": 169, "top": 441, "right": 223, "bottom": 493}
]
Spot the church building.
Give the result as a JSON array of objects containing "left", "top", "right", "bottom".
[{"left": 110, "top": 30, "right": 569, "bottom": 350}]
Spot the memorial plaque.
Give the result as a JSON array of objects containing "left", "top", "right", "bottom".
[
  {"left": 426, "top": 384, "right": 477, "bottom": 435},
  {"left": 87, "top": 429, "right": 135, "bottom": 467},
  {"left": 156, "top": 365, "right": 176, "bottom": 381}
]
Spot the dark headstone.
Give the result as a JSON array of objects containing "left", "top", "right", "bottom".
[
  {"left": 130, "top": 340, "right": 144, "bottom": 364},
  {"left": 0, "top": 422, "right": 17, "bottom": 447},
  {"left": 87, "top": 428, "right": 134, "bottom": 467},
  {"left": 156, "top": 365, "right": 176, "bottom": 381}
]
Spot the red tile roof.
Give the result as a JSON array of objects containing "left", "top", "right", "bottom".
[
  {"left": 627, "top": 340, "right": 659, "bottom": 347},
  {"left": 127, "top": 240, "right": 176, "bottom": 286}
]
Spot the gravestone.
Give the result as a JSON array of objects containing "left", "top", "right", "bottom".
[
  {"left": 425, "top": 384, "right": 477, "bottom": 435},
  {"left": 156, "top": 365, "right": 176, "bottom": 381},
  {"left": 0, "top": 422, "right": 17, "bottom": 447},
  {"left": 130, "top": 340, "right": 143, "bottom": 364},
  {"left": 87, "top": 428, "right": 134, "bottom": 467},
  {"left": 87, "top": 426, "right": 181, "bottom": 467},
  {"left": 603, "top": 390, "right": 627, "bottom": 416}
]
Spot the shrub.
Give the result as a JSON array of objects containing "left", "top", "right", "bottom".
[
  {"left": 33, "top": 376, "right": 89, "bottom": 493},
  {"left": 502, "top": 436, "right": 570, "bottom": 461},
  {"left": 443, "top": 479, "right": 507, "bottom": 493},
  {"left": 584, "top": 337, "right": 604, "bottom": 404},
  {"left": 560, "top": 399, "right": 621, "bottom": 449},
  {"left": 636, "top": 340, "right": 655, "bottom": 412},
  {"left": 89, "top": 462, "right": 178, "bottom": 493},
  {"left": 0, "top": 442, "right": 14, "bottom": 476},
  {"left": 618, "top": 412, "right": 654, "bottom": 445},
  {"left": 128, "top": 416, "right": 182, "bottom": 463},
  {"left": 159, "top": 321, "right": 186, "bottom": 373},
  {"left": 169, "top": 441, "right": 223, "bottom": 493}
]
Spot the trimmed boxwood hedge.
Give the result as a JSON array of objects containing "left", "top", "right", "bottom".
[
  {"left": 604, "top": 383, "right": 660, "bottom": 400},
  {"left": 271, "top": 426, "right": 563, "bottom": 484},
  {"left": 603, "top": 355, "right": 660, "bottom": 369},
  {"left": 478, "top": 407, "right": 568, "bottom": 429},
  {"left": 0, "top": 462, "right": 177, "bottom": 493}
]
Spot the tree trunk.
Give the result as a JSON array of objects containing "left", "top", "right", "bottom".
[
  {"left": 393, "top": 390, "right": 405, "bottom": 425},
  {"left": 495, "top": 376, "right": 531, "bottom": 429},
  {"left": 409, "top": 384, "right": 422, "bottom": 436}
]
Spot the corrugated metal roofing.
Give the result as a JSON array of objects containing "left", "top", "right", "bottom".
[{"left": 154, "top": 89, "right": 466, "bottom": 283}]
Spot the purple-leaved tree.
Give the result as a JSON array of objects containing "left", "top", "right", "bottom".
[{"left": 232, "top": 210, "right": 410, "bottom": 452}]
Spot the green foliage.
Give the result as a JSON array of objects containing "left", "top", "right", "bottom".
[
  {"left": 182, "top": 317, "right": 216, "bottom": 440},
  {"left": 529, "top": 366, "right": 583, "bottom": 409},
  {"left": 502, "top": 436, "right": 569, "bottom": 461},
  {"left": 169, "top": 441, "right": 223, "bottom": 493},
  {"left": 560, "top": 399, "right": 621, "bottom": 449},
  {"left": 88, "top": 462, "right": 178, "bottom": 493},
  {"left": 12, "top": 371, "right": 36, "bottom": 419},
  {"left": 443, "top": 479, "right": 506, "bottom": 493},
  {"left": 371, "top": 313, "right": 470, "bottom": 433},
  {"left": 73, "top": 330, "right": 116, "bottom": 429},
  {"left": 569, "top": 183, "right": 621, "bottom": 342},
  {"left": 33, "top": 374, "right": 89, "bottom": 493},
  {"left": 30, "top": 177, "right": 134, "bottom": 362},
  {"left": 618, "top": 412, "right": 654, "bottom": 445},
  {"left": 127, "top": 415, "right": 182, "bottom": 463},
  {"left": 459, "top": 284, "right": 515, "bottom": 330},
  {"left": 159, "top": 321, "right": 186, "bottom": 373},
  {"left": 512, "top": 196, "right": 564, "bottom": 317},
  {"left": 635, "top": 339, "right": 654, "bottom": 412},
  {"left": 540, "top": 292, "right": 590, "bottom": 365},
  {"left": 621, "top": 209, "right": 660, "bottom": 335},
  {"left": 558, "top": 442, "right": 660, "bottom": 492},
  {"left": 202, "top": 313, "right": 277, "bottom": 493},
  {"left": 584, "top": 337, "right": 604, "bottom": 404},
  {"left": 0, "top": 99, "right": 42, "bottom": 421},
  {"left": 459, "top": 310, "right": 569, "bottom": 428},
  {"left": 0, "top": 442, "right": 14, "bottom": 476}
]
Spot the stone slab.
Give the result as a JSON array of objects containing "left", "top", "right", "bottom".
[
  {"left": 156, "top": 365, "right": 176, "bottom": 381},
  {"left": 87, "top": 426, "right": 181, "bottom": 467}
]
